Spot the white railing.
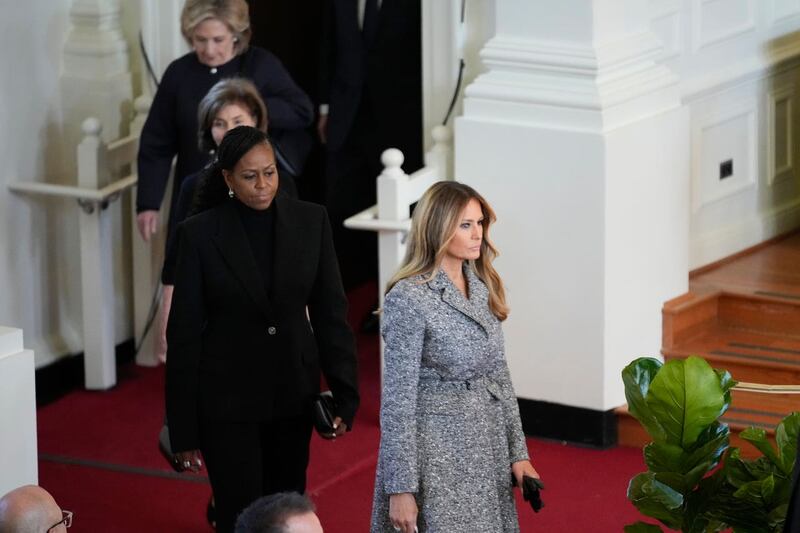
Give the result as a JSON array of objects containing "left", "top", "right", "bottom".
[
  {"left": 7, "top": 95, "right": 156, "bottom": 389},
  {"left": 344, "top": 125, "right": 453, "bottom": 309}
]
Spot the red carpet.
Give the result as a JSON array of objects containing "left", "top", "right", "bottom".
[{"left": 36, "top": 283, "right": 648, "bottom": 531}]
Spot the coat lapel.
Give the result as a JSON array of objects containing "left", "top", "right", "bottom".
[
  {"left": 271, "top": 193, "right": 302, "bottom": 307},
  {"left": 212, "top": 201, "right": 275, "bottom": 321},
  {"left": 427, "top": 266, "right": 492, "bottom": 333}
]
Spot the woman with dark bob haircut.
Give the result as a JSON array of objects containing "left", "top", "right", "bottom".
[{"left": 166, "top": 126, "right": 358, "bottom": 533}]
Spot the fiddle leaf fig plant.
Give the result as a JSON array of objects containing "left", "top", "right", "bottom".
[{"left": 623, "top": 356, "right": 800, "bottom": 532}]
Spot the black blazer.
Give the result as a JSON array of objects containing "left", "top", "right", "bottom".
[
  {"left": 165, "top": 194, "right": 359, "bottom": 452},
  {"left": 319, "top": 0, "right": 422, "bottom": 165}
]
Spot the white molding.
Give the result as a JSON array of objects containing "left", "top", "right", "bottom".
[
  {"left": 768, "top": 84, "right": 796, "bottom": 185},
  {"left": 650, "top": 7, "right": 682, "bottom": 61},
  {"left": 690, "top": 198, "right": 800, "bottom": 268},
  {"left": 691, "top": 98, "right": 758, "bottom": 211},
  {"left": 464, "top": 31, "right": 680, "bottom": 132},
  {"left": 681, "top": 39, "right": 800, "bottom": 101},
  {"left": 767, "top": 0, "right": 800, "bottom": 28},
  {"left": 691, "top": 0, "right": 756, "bottom": 53}
]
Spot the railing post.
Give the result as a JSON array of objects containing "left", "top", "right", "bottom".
[
  {"left": 425, "top": 125, "right": 453, "bottom": 180},
  {"left": 376, "top": 149, "right": 408, "bottom": 302},
  {"left": 77, "top": 118, "right": 116, "bottom": 389},
  {"left": 129, "top": 96, "right": 160, "bottom": 367}
]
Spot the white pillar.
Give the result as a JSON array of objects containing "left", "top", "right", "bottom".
[
  {"left": 457, "top": 0, "right": 689, "bottom": 417},
  {"left": 137, "top": 0, "right": 187, "bottom": 95},
  {"left": 61, "top": 0, "right": 133, "bottom": 145},
  {"left": 0, "top": 327, "right": 38, "bottom": 495},
  {"left": 77, "top": 119, "right": 117, "bottom": 389}
]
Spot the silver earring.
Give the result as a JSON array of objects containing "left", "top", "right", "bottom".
[{"left": 228, "top": 188, "right": 234, "bottom": 198}]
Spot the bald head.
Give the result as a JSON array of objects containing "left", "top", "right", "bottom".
[{"left": 0, "top": 485, "right": 64, "bottom": 533}]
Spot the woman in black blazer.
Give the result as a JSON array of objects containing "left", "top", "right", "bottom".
[{"left": 166, "top": 126, "right": 359, "bottom": 533}]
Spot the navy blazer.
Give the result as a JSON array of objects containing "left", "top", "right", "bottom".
[
  {"left": 319, "top": 0, "right": 422, "bottom": 164},
  {"left": 165, "top": 194, "right": 359, "bottom": 452}
]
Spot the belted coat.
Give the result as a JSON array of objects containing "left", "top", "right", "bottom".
[{"left": 371, "top": 266, "right": 529, "bottom": 533}]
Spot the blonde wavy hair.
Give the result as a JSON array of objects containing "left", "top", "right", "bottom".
[
  {"left": 181, "top": 0, "right": 251, "bottom": 54},
  {"left": 386, "top": 181, "right": 509, "bottom": 321}
]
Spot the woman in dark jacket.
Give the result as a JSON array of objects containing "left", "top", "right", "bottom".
[
  {"left": 166, "top": 126, "right": 358, "bottom": 533},
  {"left": 136, "top": 0, "right": 313, "bottom": 242}
]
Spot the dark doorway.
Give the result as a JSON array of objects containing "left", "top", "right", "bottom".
[{"left": 247, "top": 0, "right": 326, "bottom": 203}]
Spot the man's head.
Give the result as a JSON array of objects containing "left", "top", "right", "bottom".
[
  {"left": 235, "top": 492, "right": 322, "bottom": 533},
  {"left": 0, "top": 485, "right": 69, "bottom": 533}
]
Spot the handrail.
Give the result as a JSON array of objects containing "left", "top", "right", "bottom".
[
  {"left": 8, "top": 174, "right": 137, "bottom": 214},
  {"left": 344, "top": 206, "right": 411, "bottom": 232},
  {"left": 734, "top": 382, "right": 800, "bottom": 394},
  {"left": 8, "top": 175, "right": 136, "bottom": 201}
]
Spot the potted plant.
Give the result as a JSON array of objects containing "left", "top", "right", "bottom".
[{"left": 622, "top": 356, "right": 799, "bottom": 532}]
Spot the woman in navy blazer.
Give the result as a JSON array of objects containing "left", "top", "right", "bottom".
[{"left": 166, "top": 126, "right": 358, "bottom": 533}]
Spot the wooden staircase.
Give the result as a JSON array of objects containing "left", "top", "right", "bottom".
[{"left": 618, "top": 232, "right": 800, "bottom": 455}]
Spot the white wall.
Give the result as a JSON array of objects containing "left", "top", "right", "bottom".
[
  {"left": 649, "top": 0, "right": 800, "bottom": 268},
  {"left": 0, "top": 1, "right": 138, "bottom": 367},
  {"left": 0, "top": 328, "right": 38, "bottom": 494},
  {"left": 0, "top": 1, "right": 82, "bottom": 366}
]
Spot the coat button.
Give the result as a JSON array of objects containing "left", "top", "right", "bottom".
[{"left": 267, "top": 326, "right": 277, "bottom": 335}]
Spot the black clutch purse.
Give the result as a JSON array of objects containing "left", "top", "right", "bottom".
[{"left": 313, "top": 391, "right": 337, "bottom": 435}]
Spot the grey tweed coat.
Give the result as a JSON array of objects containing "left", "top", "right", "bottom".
[{"left": 370, "top": 266, "right": 529, "bottom": 533}]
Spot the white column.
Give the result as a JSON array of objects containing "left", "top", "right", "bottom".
[
  {"left": 77, "top": 119, "right": 117, "bottom": 389},
  {"left": 0, "top": 327, "right": 38, "bottom": 495},
  {"left": 457, "top": 0, "right": 689, "bottom": 412},
  {"left": 61, "top": 0, "right": 133, "bottom": 145},
  {"left": 137, "top": 0, "right": 187, "bottom": 95}
]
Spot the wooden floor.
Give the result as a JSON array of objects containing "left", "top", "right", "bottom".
[
  {"left": 690, "top": 231, "right": 800, "bottom": 299},
  {"left": 618, "top": 230, "right": 800, "bottom": 452}
]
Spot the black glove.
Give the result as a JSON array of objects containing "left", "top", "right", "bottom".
[{"left": 521, "top": 475, "right": 544, "bottom": 513}]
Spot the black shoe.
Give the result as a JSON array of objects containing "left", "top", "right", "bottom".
[
  {"left": 158, "top": 424, "right": 182, "bottom": 472},
  {"left": 207, "top": 496, "right": 216, "bottom": 529}
]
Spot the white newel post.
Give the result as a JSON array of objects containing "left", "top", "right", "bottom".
[
  {"left": 129, "top": 96, "right": 161, "bottom": 368},
  {"left": 77, "top": 119, "right": 117, "bottom": 389},
  {"left": 457, "top": 0, "right": 689, "bottom": 417},
  {"left": 376, "top": 150, "right": 409, "bottom": 306},
  {"left": 0, "top": 327, "right": 38, "bottom": 495}
]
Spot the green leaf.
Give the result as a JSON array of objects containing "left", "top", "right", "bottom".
[
  {"left": 740, "top": 427, "right": 781, "bottom": 467},
  {"left": 776, "top": 412, "right": 800, "bottom": 475},
  {"left": 627, "top": 472, "right": 683, "bottom": 530},
  {"left": 623, "top": 358, "right": 667, "bottom": 442},
  {"left": 643, "top": 441, "right": 684, "bottom": 473},
  {"left": 684, "top": 422, "right": 730, "bottom": 472},
  {"left": 624, "top": 522, "right": 664, "bottom": 533},
  {"left": 647, "top": 356, "right": 725, "bottom": 448}
]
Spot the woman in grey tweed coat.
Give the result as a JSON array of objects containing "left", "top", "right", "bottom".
[{"left": 371, "top": 182, "right": 541, "bottom": 533}]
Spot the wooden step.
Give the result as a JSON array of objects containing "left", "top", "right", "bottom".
[
  {"left": 663, "top": 291, "right": 800, "bottom": 350},
  {"left": 620, "top": 232, "right": 800, "bottom": 458}
]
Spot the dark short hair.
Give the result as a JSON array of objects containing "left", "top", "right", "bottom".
[
  {"left": 234, "top": 492, "right": 316, "bottom": 533},
  {"left": 189, "top": 125, "right": 273, "bottom": 216}
]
